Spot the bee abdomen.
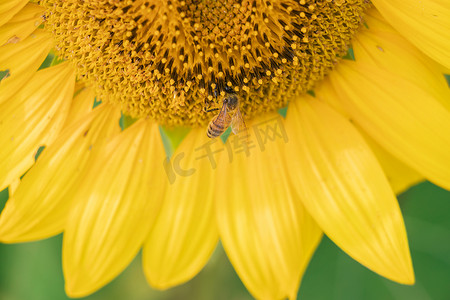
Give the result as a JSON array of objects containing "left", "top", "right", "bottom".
[
  {"left": 206, "top": 104, "right": 232, "bottom": 138},
  {"left": 207, "top": 121, "right": 226, "bottom": 138}
]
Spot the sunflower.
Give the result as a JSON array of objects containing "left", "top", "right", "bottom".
[{"left": 0, "top": 0, "right": 449, "bottom": 299}]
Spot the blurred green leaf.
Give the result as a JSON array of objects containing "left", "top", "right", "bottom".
[
  {"left": 159, "top": 126, "right": 190, "bottom": 158},
  {"left": 38, "top": 50, "right": 65, "bottom": 70},
  {"left": 278, "top": 106, "right": 288, "bottom": 118},
  {"left": 93, "top": 97, "right": 102, "bottom": 108},
  {"left": 119, "top": 113, "right": 138, "bottom": 130},
  {"left": 0, "top": 236, "right": 66, "bottom": 300},
  {"left": 0, "top": 69, "right": 10, "bottom": 81},
  {"left": 343, "top": 47, "right": 355, "bottom": 61},
  {"left": 38, "top": 53, "right": 55, "bottom": 70},
  {"left": 219, "top": 127, "right": 232, "bottom": 143},
  {"left": 0, "top": 188, "right": 8, "bottom": 212}
]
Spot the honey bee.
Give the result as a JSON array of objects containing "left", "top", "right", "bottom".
[{"left": 206, "top": 93, "right": 247, "bottom": 138}]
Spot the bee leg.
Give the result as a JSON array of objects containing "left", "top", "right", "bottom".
[{"left": 205, "top": 107, "right": 220, "bottom": 113}]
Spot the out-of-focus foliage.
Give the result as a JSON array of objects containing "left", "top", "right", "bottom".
[
  {"left": 299, "top": 181, "right": 450, "bottom": 300},
  {"left": 0, "top": 182, "right": 449, "bottom": 300}
]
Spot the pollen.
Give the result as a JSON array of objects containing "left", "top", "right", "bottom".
[{"left": 41, "top": 0, "right": 369, "bottom": 126}]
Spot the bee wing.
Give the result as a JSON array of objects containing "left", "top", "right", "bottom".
[
  {"left": 217, "top": 101, "right": 229, "bottom": 123},
  {"left": 231, "top": 108, "right": 247, "bottom": 135}
]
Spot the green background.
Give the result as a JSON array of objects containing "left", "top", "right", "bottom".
[{"left": 0, "top": 181, "right": 449, "bottom": 300}]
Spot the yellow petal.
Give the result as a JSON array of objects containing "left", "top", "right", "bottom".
[
  {"left": 315, "top": 79, "right": 349, "bottom": 118},
  {"left": 371, "top": 0, "right": 450, "bottom": 69},
  {"left": 0, "top": 62, "right": 75, "bottom": 190},
  {"left": 64, "top": 86, "right": 95, "bottom": 128},
  {"left": 143, "top": 128, "right": 219, "bottom": 289},
  {"left": 0, "top": 105, "right": 121, "bottom": 243},
  {"left": 355, "top": 9, "right": 450, "bottom": 111},
  {"left": 316, "top": 77, "right": 424, "bottom": 195},
  {"left": 284, "top": 97, "right": 414, "bottom": 284},
  {"left": 359, "top": 128, "right": 424, "bottom": 195},
  {"left": 8, "top": 178, "right": 20, "bottom": 196},
  {"left": 215, "top": 114, "right": 322, "bottom": 300},
  {"left": 329, "top": 60, "right": 450, "bottom": 190},
  {"left": 0, "top": 30, "right": 53, "bottom": 104},
  {"left": 63, "top": 120, "right": 166, "bottom": 298},
  {"left": 0, "top": 0, "right": 28, "bottom": 27},
  {"left": 0, "top": 3, "right": 44, "bottom": 46}
]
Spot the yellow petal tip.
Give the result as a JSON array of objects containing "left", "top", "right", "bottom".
[
  {"left": 146, "top": 278, "right": 172, "bottom": 291},
  {"left": 64, "top": 270, "right": 112, "bottom": 299},
  {"left": 395, "top": 273, "right": 415, "bottom": 286},
  {"left": 397, "top": 265, "right": 415, "bottom": 286},
  {"left": 377, "top": 251, "right": 415, "bottom": 286},
  {"left": 64, "top": 280, "right": 96, "bottom": 299}
]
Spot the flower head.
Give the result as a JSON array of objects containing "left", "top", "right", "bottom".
[
  {"left": 0, "top": 0, "right": 449, "bottom": 299},
  {"left": 41, "top": 0, "right": 368, "bottom": 125}
]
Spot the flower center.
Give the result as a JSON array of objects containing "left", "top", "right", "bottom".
[{"left": 42, "top": 0, "right": 369, "bottom": 126}]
